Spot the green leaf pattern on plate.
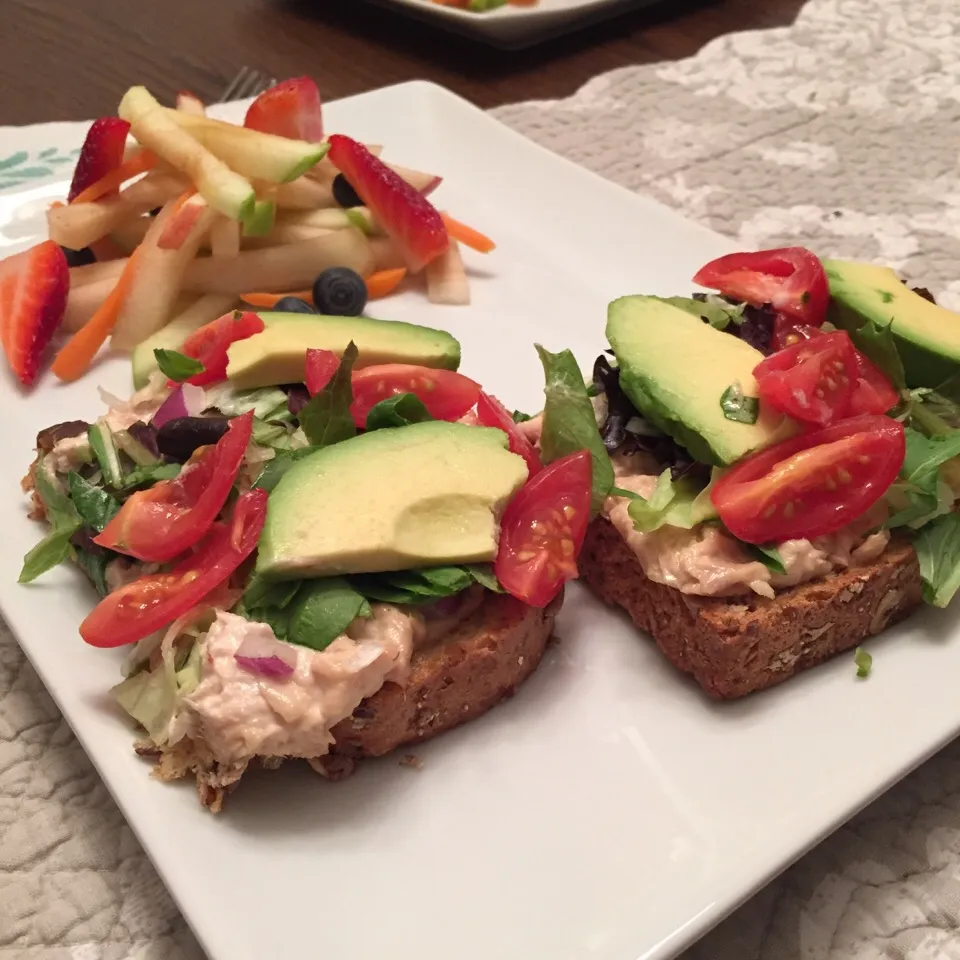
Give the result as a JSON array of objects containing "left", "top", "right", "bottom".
[{"left": 0, "top": 146, "right": 80, "bottom": 192}]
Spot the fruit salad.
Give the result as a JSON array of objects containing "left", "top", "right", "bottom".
[{"left": 0, "top": 78, "right": 494, "bottom": 389}]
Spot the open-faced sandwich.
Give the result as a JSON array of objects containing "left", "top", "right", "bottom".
[
  {"left": 20, "top": 312, "right": 594, "bottom": 811},
  {"left": 523, "top": 247, "right": 960, "bottom": 698}
]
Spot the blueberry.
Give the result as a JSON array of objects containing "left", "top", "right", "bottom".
[
  {"left": 312, "top": 267, "right": 367, "bottom": 317},
  {"left": 273, "top": 296, "right": 315, "bottom": 314},
  {"left": 332, "top": 174, "right": 363, "bottom": 209},
  {"left": 60, "top": 245, "right": 96, "bottom": 267}
]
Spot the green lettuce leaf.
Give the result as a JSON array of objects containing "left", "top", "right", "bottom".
[
  {"left": 625, "top": 469, "right": 718, "bottom": 533},
  {"left": 536, "top": 344, "right": 613, "bottom": 516},
  {"left": 913, "top": 513, "right": 960, "bottom": 607},
  {"left": 662, "top": 295, "right": 745, "bottom": 330},
  {"left": 19, "top": 467, "right": 82, "bottom": 583},
  {"left": 365, "top": 393, "right": 433, "bottom": 431},
  {"left": 299, "top": 342, "right": 358, "bottom": 448}
]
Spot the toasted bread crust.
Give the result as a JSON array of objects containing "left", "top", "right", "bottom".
[
  {"left": 148, "top": 591, "right": 560, "bottom": 808},
  {"left": 580, "top": 518, "right": 922, "bottom": 699}
]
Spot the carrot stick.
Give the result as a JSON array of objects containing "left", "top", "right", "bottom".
[
  {"left": 365, "top": 268, "right": 407, "bottom": 300},
  {"left": 441, "top": 214, "right": 495, "bottom": 254},
  {"left": 51, "top": 248, "right": 141, "bottom": 382},
  {"left": 70, "top": 150, "right": 158, "bottom": 205},
  {"left": 240, "top": 290, "right": 314, "bottom": 308}
]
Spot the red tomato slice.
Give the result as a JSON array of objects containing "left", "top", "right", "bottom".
[
  {"left": 178, "top": 311, "right": 264, "bottom": 387},
  {"left": 95, "top": 412, "right": 253, "bottom": 563},
  {"left": 475, "top": 391, "right": 542, "bottom": 477},
  {"left": 846, "top": 352, "right": 900, "bottom": 417},
  {"left": 711, "top": 415, "right": 905, "bottom": 544},
  {"left": 694, "top": 247, "right": 829, "bottom": 327},
  {"left": 81, "top": 489, "right": 267, "bottom": 648},
  {"left": 350, "top": 364, "right": 481, "bottom": 427},
  {"left": 305, "top": 348, "right": 339, "bottom": 396},
  {"left": 754, "top": 331, "right": 858, "bottom": 425},
  {"left": 495, "top": 449, "right": 592, "bottom": 608},
  {"left": 772, "top": 318, "right": 824, "bottom": 351}
]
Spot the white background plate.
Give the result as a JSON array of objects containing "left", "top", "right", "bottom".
[
  {"left": 365, "top": 0, "right": 658, "bottom": 48},
  {"left": 1, "top": 81, "right": 957, "bottom": 960}
]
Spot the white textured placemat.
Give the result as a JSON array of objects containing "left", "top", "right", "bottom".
[{"left": 4, "top": 1, "right": 960, "bottom": 957}]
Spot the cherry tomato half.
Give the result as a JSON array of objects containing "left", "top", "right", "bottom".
[
  {"left": 846, "top": 352, "right": 900, "bottom": 417},
  {"left": 81, "top": 489, "right": 267, "bottom": 648},
  {"left": 754, "top": 331, "right": 858, "bottom": 425},
  {"left": 694, "top": 247, "right": 829, "bottom": 328},
  {"left": 711, "top": 414, "right": 905, "bottom": 544},
  {"left": 95, "top": 411, "right": 253, "bottom": 563},
  {"left": 305, "top": 348, "right": 339, "bottom": 396},
  {"left": 350, "top": 364, "right": 481, "bottom": 428},
  {"left": 178, "top": 311, "right": 265, "bottom": 386},
  {"left": 475, "top": 391, "right": 542, "bottom": 477},
  {"left": 495, "top": 449, "right": 592, "bottom": 608}
]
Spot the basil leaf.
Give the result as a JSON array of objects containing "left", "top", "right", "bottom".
[
  {"left": 464, "top": 563, "right": 503, "bottom": 593},
  {"left": 365, "top": 393, "right": 432, "bottom": 431},
  {"left": 299, "top": 342, "right": 358, "bottom": 448},
  {"left": 663, "top": 295, "right": 745, "bottom": 330},
  {"left": 286, "top": 577, "right": 372, "bottom": 651},
  {"left": 511, "top": 410, "right": 533, "bottom": 424},
  {"left": 536, "top": 343, "right": 613, "bottom": 516},
  {"left": 67, "top": 473, "right": 120, "bottom": 533},
  {"left": 626, "top": 469, "right": 717, "bottom": 533},
  {"left": 854, "top": 647, "right": 872, "bottom": 679},
  {"left": 743, "top": 542, "right": 787, "bottom": 576},
  {"left": 154, "top": 349, "right": 204, "bottom": 382},
  {"left": 913, "top": 512, "right": 960, "bottom": 607},
  {"left": 252, "top": 447, "right": 316, "bottom": 493},
  {"left": 720, "top": 383, "right": 760, "bottom": 424}
]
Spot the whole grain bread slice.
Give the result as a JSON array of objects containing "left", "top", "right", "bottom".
[
  {"left": 580, "top": 518, "right": 922, "bottom": 699},
  {"left": 146, "top": 590, "right": 561, "bottom": 810}
]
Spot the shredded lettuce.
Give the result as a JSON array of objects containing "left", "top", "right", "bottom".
[
  {"left": 204, "top": 383, "right": 290, "bottom": 421},
  {"left": 623, "top": 469, "right": 718, "bottom": 533},
  {"left": 663, "top": 295, "right": 745, "bottom": 330},
  {"left": 536, "top": 344, "right": 613, "bottom": 516},
  {"left": 913, "top": 513, "right": 960, "bottom": 608}
]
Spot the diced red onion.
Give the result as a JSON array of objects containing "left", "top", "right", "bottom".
[
  {"left": 235, "top": 654, "right": 295, "bottom": 680},
  {"left": 152, "top": 383, "right": 207, "bottom": 428},
  {"left": 234, "top": 630, "right": 298, "bottom": 680}
]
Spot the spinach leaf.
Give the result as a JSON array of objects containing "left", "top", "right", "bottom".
[
  {"left": 252, "top": 446, "right": 316, "bottom": 493},
  {"left": 67, "top": 473, "right": 120, "bottom": 532},
  {"left": 350, "top": 565, "right": 486, "bottom": 605},
  {"left": 241, "top": 575, "right": 301, "bottom": 613},
  {"left": 286, "top": 578, "right": 372, "bottom": 651},
  {"left": 464, "top": 563, "right": 503, "bottom": 593},
  {"left": 663, "top": 295, "right": 745, "bottom": 330},
  {"left": 365, "top": 393, "right": 432, "bottom": 431},
  {"left": 154, "top": 349, "right": 204, "bottom": 382},
  {"left": 625, "top": 469, "right": 717, "bottom": 533},
  {"left": 913, "top": 513, "right": 960, "bottom": 607},
  {"left": 299, "top": 342, "right": 358, "bottom": 447},
  {"left": 19, "top": 468, "right": 83, "bottom": 583},
  {"left": 743, "top": 542, "right": 787, "bottom": 575},
  {"left": 720, "top": 383, "right": 760, "bottom": 424},
  {"left": 536, "top": 344, "right": 613, "bottom": 516}
]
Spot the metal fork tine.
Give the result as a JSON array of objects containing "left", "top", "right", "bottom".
[
  {"left": 219, "top": 66, "right": 252, "bottom": 103},
  {"left": 219, "top": 67, "right": 277, "bottom": 103}
]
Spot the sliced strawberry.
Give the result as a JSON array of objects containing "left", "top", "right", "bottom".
[
  {"left": 0, "top": 241, "right": 69, "bottom": 386},
  {"left": 327, "top": 135, "right": 449, "bottom": 273},
  {"left": 244, "top": 77, "right": 324, "bottom": 141},
  {"left": 67, "top": 117, "right": 131, "bottom": 203}
]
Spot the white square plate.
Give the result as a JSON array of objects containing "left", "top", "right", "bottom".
[
  {"left": 365, "top": 0, "right": 656, "bottom": 47},
  {"left": 1, "top": 81, "right": 957, "bottom": 960}
]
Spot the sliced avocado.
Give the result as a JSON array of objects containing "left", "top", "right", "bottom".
[
  {"left": 227, "top": 313, "right": 461, "bottom": 389},
  {"left": 257, "top": 421, "right": 527, "bottom": 580},
  {"left": 825, "top": 259, "right": 960, "bottom": 386},
  {"left": 606, "top": 296, "right": 786, "bottom": 466}
]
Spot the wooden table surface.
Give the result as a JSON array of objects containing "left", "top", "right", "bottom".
[{"left": 1, "top": 0, "right": 804, "bottom": 125}]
